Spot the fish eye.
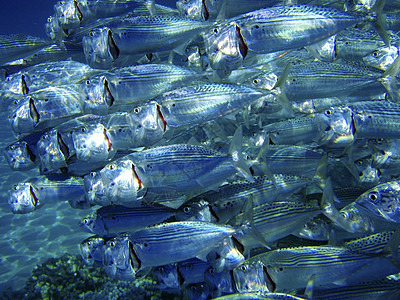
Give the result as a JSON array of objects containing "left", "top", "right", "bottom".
[
  {"left": 240, "top": 265, "right": 247, "bottom": 271},
  {"left": 208, "top": 268, "right": 215, "bottom": 275},
  {"left": 213, "top": 28, "right": 219, "bottom": 34},
  {"left": 9, "top": 145, "right": 15, "bottom": 150},
  {"left": 190, "top": 286, "right": 197, "bottom": 292},
  {"left": 89, "top": 31, "right": 94, "bottom": 37},
  {"left": 134, "top": 107, "right": 141, "bottom": 114},
  {"left": 90, "top": 172, "right": 96, "bottom": 177},
  {"left": 373, "top": 51, "right": 378, "bottom": 57},
  {"left": 108, "top": 164, "right": 115, "bottom": 170},
  {"left": 109, "top": 241, "right": 115, "bottom": 247},
  {"left": 325, "top": 110, "right": 332, "bottom": 115},
  {"left": 183, "top": 206, "right": 191, "bottom": 213},
  {"left": 369, "top": 192, "right": 379, "bottom": 201},
  {"left": 86, "top": 80, "right": 90, "bottom": 85},
  {"left": 253, "top": 79, "right": 259, "bottom": 84},
  {"left": 83, "top": 218, "right": 89, "bottom": 224},
  {"left": 81, "top": 127, "right": 87, "bottom": 132},
  {"left": 158, "top": 266, "right": 164, "bottom": 272}
]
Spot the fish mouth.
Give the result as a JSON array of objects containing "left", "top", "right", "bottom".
[
  {"left": 128, "top": 241, "right": 141, "bottom": 272},
  {"left": 235, "top": 25, "right": 248, "bottom": 59},
  {"left": 57, "top": 132, "right": 70, "bottom": 161},
  {"left": 156, "top": 104, "right": 167, "bottom": 132},
  {"left": 351, "top": 112, "right": 357, "bottom": 135},
  {"left": 263, "top": 265, "right": 276, "bottom": 292},
  {"left": 103, "top": 129, "right": 112, "bottom": 151},
  {"left": 231, "top": 236, "right": 245, "bottom": 254},
  {"left": 103, "top": 78, "right": 115, "bottom": 107},
  {"left": 25, "top": 143, "right": 36, "bottom": 162},
  {"left": 208, "top": 204, "right": 220, "bottom": 223},
  {"left": 202, "top": 0, "right": 209, "bottom": 20},
  {"left": 28, "top": 97, "right": 40, "bottom": 127},
  {"left": 131, "top": 163, "right": 143, "bottom": 190},
  {"left": 107, "top": 29, "right": 120, "bottom": 60},
  {"left": 21, "top": 75, "right": 29, "bottom": 95},
  {"left": 29, "top": 185, "right": 38, "bottom": 207},
  {"left": 74, "top": 0, "right": 83, "bottom": 21}
]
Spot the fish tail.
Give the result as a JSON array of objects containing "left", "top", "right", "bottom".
[
  {"left": 380, "top": 54, "right": 400, "bottom": 101},
  {"left": 383, "top": 229, "right": 400, "bottom": 267},
  {"left": 321, "top": 177, "right": 354, "bottom": 233},
  {"left": 369, "top": 0, "right": 390, "bottom": 46},
  {"left": 255, "top": 138, "right": 277, "bottom": 185},
  {"left": 229, "top": 125, "right": 254, "bottom": 182}
]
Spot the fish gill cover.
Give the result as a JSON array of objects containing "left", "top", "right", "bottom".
[{"left": 1, "top": 0, "right": 400, "bottom": 299}]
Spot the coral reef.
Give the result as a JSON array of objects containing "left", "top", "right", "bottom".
[{"left": 1, "top": 254, "right": 180, "bottom": 299}]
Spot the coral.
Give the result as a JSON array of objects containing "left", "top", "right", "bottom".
[{"left": 2, "top": 254, "right": 180, "bottom": 300}]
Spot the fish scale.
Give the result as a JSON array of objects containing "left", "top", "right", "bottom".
[
  {"left": 156, "top": 83, "right": 269, "bottom": 127},
  {"left": 350, "top": 101, "right": 400, "bottom": 138},
  {"left": 231, "top": 5, "right": 368, "bottom": 54}
]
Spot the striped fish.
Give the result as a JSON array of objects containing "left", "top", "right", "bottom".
[{"left": 233, "top": 245, "right": 400, "bottom": 292}]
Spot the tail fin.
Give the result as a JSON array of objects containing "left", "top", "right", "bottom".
[
  {"left": 370, "top": 0, "right": 390, "bottom": 46},
  {"left": 255, "top": 138, "right": 277, "bottom": 185},
  {"left": 383, "top": 229, "right": 400, "bottom": 267},
  {"left": 321, "top": 177, "right": 356, "bottom": 233},
  {"left": 380, "top": 54, "right": 400, "bottom": 101},
  {"left": 229, "top": 126, "right": 254, "bottom": 182}
]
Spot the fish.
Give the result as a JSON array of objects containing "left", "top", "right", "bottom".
[
  {"left": 9, "top": 86, "right": 84, "bottom": 137},
  {"left": 0, "top": 60, "right": 98, "bottom": 104},
  {"left": 79, "top": 204, "right": 176, "bottom": 236},
  {"left": 82, "top": 63, "right": 208, "bottom": 112},
  {"left": 103, "top": 221, "right": 237, "bottom": 279},
  {"left": 4, "top": 140, "right": 37, "bottom": 171},
  {"left": 54, "top": 0, "right": 148, "bottom": 30},
  {"left": 0, "top": 34, "right": 51, "bottom": 65},
  {"left": 217, "top": 4, "right": 384, "bottom": 55},
  {"left": 82, "top": 15, "right": 211, "bottom": 68},
  {"left": 355, "top": 181, "right": 400, "bottom": 224},
  {"left": 8, "top": 176, "right": 86, "bottom": 214},
  {"left": 233, "top": 245, "right": 400, "bottom": 292},
  {"left": 84, "top": 127, "right": 252, "bottom": 207},
  {"left": 152, "top": 263, "right": 182, "bottom": 290},
  {"left": 79, "top": 236, "right": 107, "bottom": 266}
]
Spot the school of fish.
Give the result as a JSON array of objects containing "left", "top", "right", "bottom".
[{"left": 2, "top": 0, "right": 400, "bottom": 299}]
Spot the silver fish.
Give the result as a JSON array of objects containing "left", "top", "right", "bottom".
[
  {"left": 234, "top": 245, "right": 400, "bottom": 292},
  {"left": 0, "top": 34, "right": 50, "bottom": 65},
  {"left": 79, "top": 204, "right": 176, "bottom": 236},
  {"left": 355, "top": 181, "right": 400, "bottom": 224}
]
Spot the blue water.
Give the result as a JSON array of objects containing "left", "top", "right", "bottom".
[{"left": 0, "top": 1, "right": 54, "bottom": 36}]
